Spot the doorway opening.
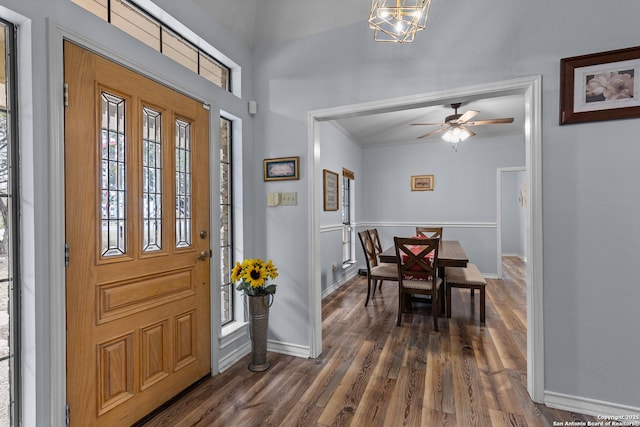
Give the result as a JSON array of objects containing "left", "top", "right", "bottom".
[
  {"left": 497, "top": 167, "right": 527, "bottom": 279},
  {"left": 307, "top": 76, "right": 544, "bottom": 402}
]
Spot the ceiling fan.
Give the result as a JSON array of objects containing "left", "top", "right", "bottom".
[{"left": 411, "top": 102, "right": 514, "bottom": 140}]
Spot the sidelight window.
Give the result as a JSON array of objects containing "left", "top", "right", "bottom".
[{"left": 219, "top": 117, "right": 233, "bottom": 325}]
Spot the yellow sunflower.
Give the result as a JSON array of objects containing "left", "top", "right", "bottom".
[
  {"left": 230, "top": 261, "right": 244, "bottom": 283},
  {"left": 230, "top": 258, "right": 278, "bottom": 295},
  {"left": 265, "top": 259, "right": 278, "bottom": 279},
  {"left": 244, "top": 264, "right": 267, "bottom": 288}
]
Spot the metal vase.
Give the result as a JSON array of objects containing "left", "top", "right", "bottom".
[{"left": 246, "top": 294, "right": 272, "bottom": 372}]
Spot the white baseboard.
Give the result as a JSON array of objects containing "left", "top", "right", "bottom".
[
  {"left": 322, "top": 269, "right": 360, "bottom": 299},
  {"left": 218, "top": 339, "right": 311, "bottom": 373},
  {"left": 268, "top": 340, "right": 311, "bottom": 358},
  {"left": 218, "top": 341, "right": 250, "bottom": 373},
  {"left": 545, "top": 390, "right": 640, "bottom": 418},
  {"left": 502, "top": 252, "right": 524, "bottom": 258}
]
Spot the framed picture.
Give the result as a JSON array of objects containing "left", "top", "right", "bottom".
[
  {"left": 263, "top": 156, "right": 300, "bottom": 181},
  {"left": 560, "top": 45, "right": 640, "bottom": 125},
  {"left": 411, "top": 175, "right": 434, "bottom": 191},
  {"left": 323, "top": 169, "right": 339, "bottom": 211}
]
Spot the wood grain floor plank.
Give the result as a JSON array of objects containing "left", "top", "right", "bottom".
[
  {"left": 317, "top": 339, "right": 378, "bottom": 426},
  {"left": 449, "top": 319, "right": 493, "bottom": 427},
  {"left": 349, "top": 374, "right": 396, "bottom": 427},
  {"left": 423, "top": 324, "right": 455, "bottom": 415},
  {"left": 141, "top": 256, "right": 599, "bottom": 427}
]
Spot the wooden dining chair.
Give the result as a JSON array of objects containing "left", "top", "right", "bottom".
[
  {"left": 368, "top": 228, "right": 384, "bottom": 259},
  {"left": 415, "top": 226, "right": 443, "bottom": 239},
  {"left": 358, "top": 230, "right": 398, "bottom": 306},
  {"left": 394, "top": 236, "right": 442, "bottom": 331},
  {"left": 368, "top": 228, "right": 395, "bottom": 267}
]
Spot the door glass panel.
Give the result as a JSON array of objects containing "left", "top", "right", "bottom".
[
  {"left": 100, "top": 92, "right": 127, "bottom": 257},
  {"left": 175, "top": 119, "right": 191, "bottom": 248},
  {"left": 219, "top": 117, "right": 232, "bottom": 324},
  {"left": 142, "top": 107, "right": 162, "bottom": 252},
  {"left": 0, "top": 19, "right": 17, "bottom": 425}
]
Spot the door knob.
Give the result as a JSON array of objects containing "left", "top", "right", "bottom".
[{"left": 198, "top": 250, "right": 210, "bottom": 260}]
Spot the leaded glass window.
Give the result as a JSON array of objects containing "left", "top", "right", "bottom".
[
  {"left": 175, "top": 119, "right": 191, "bottom": 248},
  {"left": 0, "top": 18, "right": 18, "bottom": 425},
  {"left": 142, "top": 107, "right": 162, "bottom": 252},
  {"left": 220, "top": 117, "right": 233, "bottom": 325},
  {"left": 100, "top": 92, "right": 127, "bottom": 257}
]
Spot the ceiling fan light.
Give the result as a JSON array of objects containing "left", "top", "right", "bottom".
[{"left": 442, "top": 127, "right": 471, "bottom": 143}]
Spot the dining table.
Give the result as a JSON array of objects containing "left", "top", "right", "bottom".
[
  {"left": 378, "top": 239, "right": 469, "bottom": 314},
  {"left": 378, "top": 239, "right": 469, "bottom": 268}
]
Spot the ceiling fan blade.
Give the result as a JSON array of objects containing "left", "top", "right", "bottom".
[
  {"left": 410, "top": 122, "right": 445, "bottom": 126},
  {"left": 416, "top": 127, "right": 447, "bottom": 139},
  {"left": 465, "top": 128, "right": 476, "bottom": 137},
  {"left": 456, "top": 110, "right": 479, "bottom": 124},
  {"left": 465, "top": 117, "right": 514, "bottom": 126}
]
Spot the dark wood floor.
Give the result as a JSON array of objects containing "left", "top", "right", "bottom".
[{"left": 142, "top": 257, "right": 595, "bottom": 426}]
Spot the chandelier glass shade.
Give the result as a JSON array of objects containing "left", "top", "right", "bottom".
[{"left": 368, "top": 0, "right": 432, "bottom": 43}]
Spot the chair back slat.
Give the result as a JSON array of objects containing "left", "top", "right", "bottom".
[
  {"left": 415, "top": 227, "right": 443, "bottom": 239},
  {"left": 394, "top": 237, "right": 440, "bottom": 280},
  {"left": 358, "top": 230, "right": 378, "bottom": 269},
  {"left": 394, "top": 236, "right": 441, "bottom": 330},
  {"left": 368, "top": 228, "right": 384, "bottom": 256}
]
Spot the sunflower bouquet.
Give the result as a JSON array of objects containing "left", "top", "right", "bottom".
[{"left": 231, "top": 258, "right": 279, "bottom": 296}]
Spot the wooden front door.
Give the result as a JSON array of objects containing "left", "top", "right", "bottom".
[{"left": 64, "top": 41, "right": 211, "bottom": 426}]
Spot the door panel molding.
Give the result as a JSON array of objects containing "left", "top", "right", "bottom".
[
  {"left": 64, "top": 40, "right": 211, "bottom": 426},
  {"left": 48, "top": 22, "right": 222, "bottom": 426}
]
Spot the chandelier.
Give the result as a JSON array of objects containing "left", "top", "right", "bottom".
[{"left": 368, "top": 0, "right": 432, "bottom": 43}]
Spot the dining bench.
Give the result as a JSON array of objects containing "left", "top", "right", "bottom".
[{"left": 445, "top": 263, "right": 486, "bottom": 323}]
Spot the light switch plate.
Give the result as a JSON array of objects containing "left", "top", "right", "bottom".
[{"left": 281, "top": 192, "right": 297, "bottom": 206}]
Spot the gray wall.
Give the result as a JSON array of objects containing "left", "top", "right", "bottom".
[
  {"left": 252, "top": 0, "right": 640, "bottom": 414},
  {"left": 3, "top": 0, "right": 640, "bottom": 423},
  {"left": 318, "top": 122, "right": 363, "bottom": 295},
  {"left": 358, "top": 133, "right": 524, "bottom": 276}
]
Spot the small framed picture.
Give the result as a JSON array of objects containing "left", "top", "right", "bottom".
[
  {"left": 323, "top": 169, "right": 339, "bottom": 211},
  {"left": 263, "top": 156, "right": 300, "bottom": 181},
  {"left": 560, "top": 45, "right": 640, "bottom": 125},
  {"left": 411, "top": 175, "right": 434, "bottom": 191}
]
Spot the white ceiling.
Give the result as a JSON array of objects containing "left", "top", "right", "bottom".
[
  {"left": 193, "top": 1, "right": 526, "bottom": 148},
  {"left": 193, "top": 0, "right": 368, "bottom": 50},
  {"left": 331, "top": 94, "right": 526, "bottom": 147}
]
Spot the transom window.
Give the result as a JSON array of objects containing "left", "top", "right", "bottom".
[{"left": 71, "top": 0, "right": 232, "bottom": 91}]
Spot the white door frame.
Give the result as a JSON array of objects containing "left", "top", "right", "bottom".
[{"left": 307, "top": 75, "right": 544, "bottom": 402}]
